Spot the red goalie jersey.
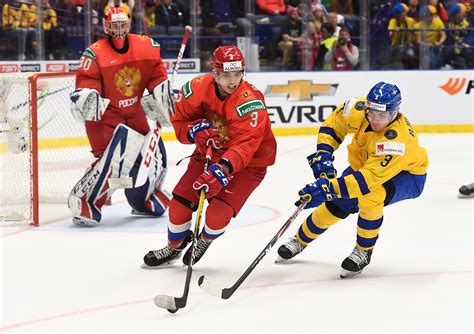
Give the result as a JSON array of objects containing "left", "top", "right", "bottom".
[
  {"left": 173, "top": 73, "right": 277, "bottom": 173},
  {"left": 76, "top": 34, "right": 168, "bottom": 118},
  {"left": 75, "top": 34, "right": 168, "bottom": 156}
]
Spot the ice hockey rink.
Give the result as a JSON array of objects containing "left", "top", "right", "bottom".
[{"left": 1, "top": 133, "right": 472, "bottom": 333}]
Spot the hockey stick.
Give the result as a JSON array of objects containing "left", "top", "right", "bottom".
[
  {"left": 142, "top": 24, "right": 192, "bottom": 131},
  {"left": 169, "top": 25, "right": 192, "bottom": 89},
  {"left": 5, "top": 85, "right": 71, "bottom": 115},
  {"left": 153, "top": 145, "right": 212, "bottom": 313},
  {"left": 197, "top": 197, "right": 310, "bottom": 300}
]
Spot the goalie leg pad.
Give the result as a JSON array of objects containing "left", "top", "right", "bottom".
[
  {"left": 125, "top": 134, "right": 170, "bottom": 216},
  {"left": 125, "top": 181, "right": 171, "bottom": 217},
  {"left": 68, "top": 124, "right": 145, "bottom": 224}
]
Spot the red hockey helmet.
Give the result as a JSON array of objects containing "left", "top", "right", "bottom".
[
  {"left": 103, "top": 7, "right": 130, "bottom": 39},
  {"left": 211, "top": 45, "right": 246, "bottom": 72}
]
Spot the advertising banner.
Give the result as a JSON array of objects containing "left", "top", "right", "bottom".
[
  {"left": 0, "top": 59, "right": 201, "bottom": 74},
  {"left": 172, "top": 70, "right": 474, "bottom": 130}
]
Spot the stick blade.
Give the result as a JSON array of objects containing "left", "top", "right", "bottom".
[
  {"left": 198, "top": 275, "right": 224, "bottom": 299},
  {"left": 154, "top": 294, "right": 177, "bottom": 311}
]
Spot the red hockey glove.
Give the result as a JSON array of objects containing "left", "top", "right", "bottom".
[
  {"left": 193, "top": 164, "right": 232, "bottom": 199},
  {"left": 188, "top": 120, "right": 221, "bottom": 157}
]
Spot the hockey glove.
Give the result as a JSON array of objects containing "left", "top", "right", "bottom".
[
  {"left": 70, "top": 88, "right": 109, "bottom": 122},
  {"left": 140, "top": 79, "right": 175, "bottom": 127},
  {"left": 193, "top": 164, "right": 232, "bottom": 199},
  {"left": 188, "top": 120, "right": 222, "bottom": 157},
  {"left": 295, "top": 178, "right": 338, "bottom": 209},
  {"left": 307, "top": 151, "right": 337, "bottom": 179}
]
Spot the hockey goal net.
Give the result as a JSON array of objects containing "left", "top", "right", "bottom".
[{"left": 0, "top": 72, "right": 93, "bottom": 226}]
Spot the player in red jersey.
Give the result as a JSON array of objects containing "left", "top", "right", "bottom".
[
  {"left": 68, "top": 8, "right": 174, "bottom": 227},
  {"left": 142, "top": 45, "right": 277, "bottom": 268}
]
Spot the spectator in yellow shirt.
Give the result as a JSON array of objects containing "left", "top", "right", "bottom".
[
  {"left": 388, "top": 3, "right": 415, "bottom": 47},
  {"left": 442, "top": 3, "right": 473, "bottom": 68},
  {"left": 2, "top": 0, "right": 31, "bottom": 60},
  {"left": 144, "top": 1, "right": 156, "bottom": 28},
  {"left": 388, "top": 3, "right": 416, "bottom": 69},
  {"left": 104, "top": 0, "right": 130, "bottom": 17},
  {"left": 414, "top": 5, "right": 446, "bottom": 68},
  {"left": 415, "top": 5, "right": 446, "bottom": 45}
]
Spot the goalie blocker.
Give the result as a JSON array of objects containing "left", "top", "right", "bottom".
[{"left": 68, "top": 124, "right": 170, "bottom": 227}]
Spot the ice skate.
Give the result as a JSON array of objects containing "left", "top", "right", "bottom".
[
  {"left": 340, "top": 247, "right": 372, "bottom": 278},
  {"left": 275, "top": 236, "right": 306, "bottom": 263},
  {"left": 458, "top": 183, "right": 474, "bottom": 198},
  {"left": 182, "top": 234, "right": 212, "bottom": 265},
  {"left": 72, "top": 216, "right": 99, "bottom": 227},
  {"left": 141, "top": 231, "right": 193, "bottom": 269}
]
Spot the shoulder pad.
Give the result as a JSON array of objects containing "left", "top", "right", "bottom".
[
  {"left": 342, "top": 97, "right": 365, "bottom": 116},
  {"left": 82, "top": 47, "right": 96, "bottom": 60},
  {"left": 181, "top": 80, "right": 193, "bottom": 99},
  {"left": 149, "top": 37, "right": 160, "bottom": 48}
]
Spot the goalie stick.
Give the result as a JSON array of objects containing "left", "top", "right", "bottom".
[
  {"left": 153, "top": 145, "right": 212, "bottom": 313},
  {"left": 169, "top": 25, "right": 192, "bottom": 89},
  {"left": 197, "top": 198, "right": 309, "bottom": 300}
]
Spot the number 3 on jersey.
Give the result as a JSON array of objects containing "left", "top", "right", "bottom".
[
  {"left": 380, "top": 154, "right": 393, "bottom": 167},
  {"left": 250, "top": 111, "right": 258, "bottom": 127}
]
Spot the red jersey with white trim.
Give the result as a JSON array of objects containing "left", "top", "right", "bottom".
[
  {"left": 75, "top": 34, "right": 168, "bottom": 117},
  {"left": 173, "top": 73, "right": 277, "bottom": 173}
]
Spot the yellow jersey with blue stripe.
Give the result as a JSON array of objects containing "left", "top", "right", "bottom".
[{"left": 316, "top": 97, "right": 428, "bottom": 200}]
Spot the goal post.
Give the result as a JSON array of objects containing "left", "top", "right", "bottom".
[{"left": 0, "top": 72, "right": 93, "bottom": 226}]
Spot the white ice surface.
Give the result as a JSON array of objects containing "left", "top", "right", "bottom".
[{"left": 0, "top": 134, "right": 472, "bottom": 333}]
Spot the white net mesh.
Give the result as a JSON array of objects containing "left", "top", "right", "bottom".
[{"left": 0, "top": 73, "right": 93, "bottom": 225}]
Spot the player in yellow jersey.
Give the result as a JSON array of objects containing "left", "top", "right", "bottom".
[{"left": 276, "top": 82, "right": 428, "bottom": 278}]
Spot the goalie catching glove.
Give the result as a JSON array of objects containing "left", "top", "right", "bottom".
[
  {"left": 140, "top": 79, "right": 175, "bottom": 127},
  {"left": 70, "top": 88, "right": 110, "bottom": 122}
]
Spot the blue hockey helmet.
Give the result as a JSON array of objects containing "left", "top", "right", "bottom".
[{"left": 365, "top": 82, "right": 401, "bottom": 122}]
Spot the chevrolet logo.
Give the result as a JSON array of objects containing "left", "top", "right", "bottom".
[{"left": 265, "top": 80, "right": 338, "bottom": 101}]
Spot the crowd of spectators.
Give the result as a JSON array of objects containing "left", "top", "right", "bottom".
[
  {"left": 0, "top": 0, "right": 473, "bottom": 70},
  {"left": 387, "top": 1, "right": 474, "bottom": 69}
]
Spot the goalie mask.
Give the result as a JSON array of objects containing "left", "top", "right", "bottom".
[{"left": 103, "top": 7, "right": 130, "bottom": 39}]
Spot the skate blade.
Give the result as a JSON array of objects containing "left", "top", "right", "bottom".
[
  {"left": 340, "top": 268, "right": 362, "bottom": 278},
  {"left": 274, "top": 255, "right": 288, "bottom": 264},
  {"left": 140, "top": 260, "right": 178, "bottom": 269},
  {"left": 131, "top": 209, "right": 155, "bottom": 217},
  {"left": 72, "top": 217, "right": 98, "bottom": 227},
  {"left": 457, "top": 193, "right": 474, "bottom": 199}
]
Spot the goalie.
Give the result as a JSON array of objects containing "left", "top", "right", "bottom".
[{"left": 68, "top": 8, "right": 173, "bottom": 226}]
